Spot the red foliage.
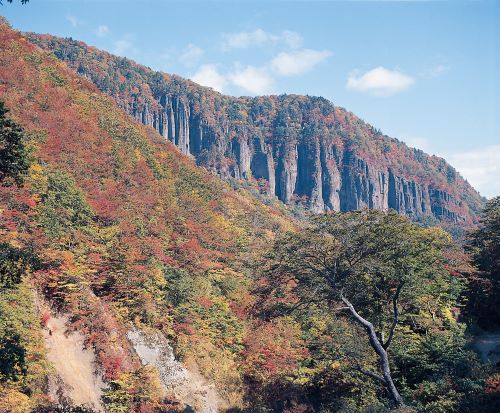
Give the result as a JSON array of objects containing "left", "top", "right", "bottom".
[
  {"left": 485, "top": 374, "right": 500, "bottom": 395},
  {"left": 174, "top": 322, "right": 195, "bottom": 336},
  {"left": 40, "top": 310, "right": 51, "bottom": 327},
  {"left": 197, "top": 296, "right": 213, "bottom": 310},
  {"left": 100, "top": 352, "right": 125, "bottom": 380},
  {"left": 242, "top": 320, "right": 308, "bottom": 376}
]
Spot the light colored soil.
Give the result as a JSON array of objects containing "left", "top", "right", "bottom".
[
  {"left": 43, "top": 314, "right": 105, "bottom": 412},
  {"left": 128, "top": 329, "right": 220, "bottom": 413}
]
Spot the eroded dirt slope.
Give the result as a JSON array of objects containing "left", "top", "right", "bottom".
[{"left": 43, "top": 314, "right": 105, "bottom": 412}]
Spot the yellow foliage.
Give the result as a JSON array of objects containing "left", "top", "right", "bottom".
[
  {"left": 134, "top": 148, "right": 142, "bottom": 161},
  {"left": 27, "top": 163, "right": 47, "bottom": 194},
  {"left": 151, "top": 266, "right": 166, "bottom": 288},
  {"left": 0, "top": 389, "right": 33, "bottom": 413},
  {"left": 330, "top": 361, "right": 341, "bottom": 369}
]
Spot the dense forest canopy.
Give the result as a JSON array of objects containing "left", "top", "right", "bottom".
[
  {"left": 465, "top": 196, "right": 500, "bottom": 329},
  {"left": 0, "top": 16, "right": 498, "bottom": 413},
  {"left": 253, "top": 210, "right": 496, "bottom": 411}
]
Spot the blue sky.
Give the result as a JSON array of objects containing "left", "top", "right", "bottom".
[{"left": 2, "top": 0, "right": 499, "bottom": 197}]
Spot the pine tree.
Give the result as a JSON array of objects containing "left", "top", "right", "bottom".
[{"left": 0, "top": 101, "right": 30, "bottom": 186}]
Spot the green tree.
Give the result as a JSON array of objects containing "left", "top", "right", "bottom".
[
  {"left": 101, "top": 374, "right": 134, "bottom": 412},
  {"left": 257, "top": 210, "right": 461, "bottom": 409},
  {"left": 0, "top": 101, "right": 30, "bottom": 186},
  {"left": 466, "top": 196, "right": 500, "bottom": 329},
  {"left": 35, "top": 169, "right": 94, "bottom": 242},
  {"left": 0, "top": 328, "right": 26, "bottom": 381},
  {"left": 0, "top": 243, "right": 32, "bottom": 288}
]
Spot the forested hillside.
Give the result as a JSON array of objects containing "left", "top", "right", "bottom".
[
  {"left": 0, "top": 17, "right": 295, "bottom": 412},
  {"left": 0, "top": 17, "right": 498, "bottom": 413},
  {"left": 27, "top": 33, "right": 484, "bottom": 224}
]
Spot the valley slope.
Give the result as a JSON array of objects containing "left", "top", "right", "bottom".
[{"left": 0, "top": 18, "right": 295, "bottom": 411}]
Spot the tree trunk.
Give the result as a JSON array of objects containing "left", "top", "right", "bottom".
[
  {"left": 341, "top": 295, "right": 405, "bottom": 408},
  {"left": 379, "top": 346, "right": 405, "bottom": 407}
]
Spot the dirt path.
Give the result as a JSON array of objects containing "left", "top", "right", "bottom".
[
  {"left": 43, "top": 314, "right": 105, "bottom": 412},
  {"left": 128, "top": 329, "right": 220, "bottom": 413}
]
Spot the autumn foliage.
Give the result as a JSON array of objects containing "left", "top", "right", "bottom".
[{"left": 0, "top": 17, "right": 497, "bottom": 413}]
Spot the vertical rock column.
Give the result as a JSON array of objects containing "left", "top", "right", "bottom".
[
  {"left": 274, "top": 142, "right": 298, "bottom": 203},
  {"left": 319, "top": 142, "right": 341, "bottom": 211},
  {"left": 250, "top": 137, "right": 275, "bottom": 195},
  {"left": 295, "top": 140, "right": 325, "bottom": 212},
  {"left": 173, "top": 97, "right": 190, "bottom": 155}
]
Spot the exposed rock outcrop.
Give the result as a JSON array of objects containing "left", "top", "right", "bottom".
[
  {"left": 42, "top": 313, "right": 105, "bottom": 412},
  {"left": 27, "top": 33, "right": 483, "bottom": 223},
  {"left": 112, "top": 94, "right": 471, "bottom": 222},
  {"left": 128, "top": 329, "right": 220, "bottom": 413}
]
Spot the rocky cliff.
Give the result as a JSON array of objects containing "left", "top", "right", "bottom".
[{"left": 26, "top": 34, "right": 484, "bottom": 223}]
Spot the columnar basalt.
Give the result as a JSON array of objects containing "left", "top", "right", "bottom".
[
  {"left": 29, "top": 33, "right": 481, "bottom": 223},
  {"left": 105, "top": 92, "right": 471, "bottom": 222}
]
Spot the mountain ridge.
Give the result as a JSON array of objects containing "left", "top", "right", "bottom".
[{"left": 25, "top": 32, "right": 484, "bottom": 225}]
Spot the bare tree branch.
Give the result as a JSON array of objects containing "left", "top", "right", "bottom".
[
  {"left": 354, "top": 366, "right": 387, "bottom": 384},
  {"left": 341, "top": 293, "right": 406, "bottom": 407},
  {"left": 384, "top": 280, "right": 404, "bottom": 350}
]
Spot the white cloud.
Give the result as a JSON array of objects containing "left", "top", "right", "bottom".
[
  {"left": 223, "top": 29, "right": 269, "bottom": 49},
  {"left": 191, "top": 64, "right": 227, "bottom": 93},
  {"left": 113, "top": 40, "right": 132, "bottom": 56},
  {"left": 445, "top": 145, "right": 500, "bottom": 199},
  {"left": 346, "top": 66, "right": 415, "bottom": 96},
  {"left": 179, "top": 44, "right": 204, "bottom": 68},
  {"left": 189, "top": 34, "right": 328, "bottom": 95},
  {"left": 270, "top": 49, "right": 332, "bottom": 76},
  {"left": 221, "top": 29, "right": 302, "bottom": 50},
  {"left": 95, "top": 25, "right": 110, "bottom": 37},
  {"left": 228, "top": 64, "right": 274, "bottom": 95},
  {"left": 66, "top": 14, "right": 80, "bottom": 27}
]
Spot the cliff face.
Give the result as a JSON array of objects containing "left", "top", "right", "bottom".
[
  {"left": 26, "top": 34, "right": 484, "bottom": 223},
  {"left": 111, "top": 94, "right": 473, "bottom": 222},
  {"left": 114, "top": 94, "right": 458, "bottom": 219}
]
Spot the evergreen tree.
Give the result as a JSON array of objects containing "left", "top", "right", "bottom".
[
  {"left": 0, "top": 101, "right": 30, "bottom": 186},
  {"left": 466, "top": 196, "right": 500, "bottom": 329}
]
